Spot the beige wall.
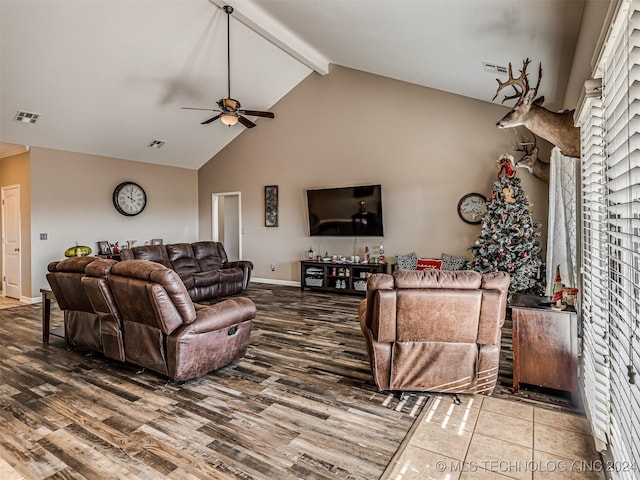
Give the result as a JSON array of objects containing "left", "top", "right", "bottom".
[
  {"left": 563, "top": 0, "right": 612, "bottom": 108},
  {"left": 0, "top": 151, "right": 31, "bottom": 298},
  {"left": 198, "top": 66, "right": 550, "bottom": 283},
  {"left": 29, "top": 147, "right": 198, "bottom": 299}
]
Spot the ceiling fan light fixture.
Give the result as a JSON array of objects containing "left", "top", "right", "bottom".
[
  {"left": 220, "top": 113, "right": 238, "bottom": 126},
  {"left": 182, "top": 5, "right": 273, "bottom": 128}
]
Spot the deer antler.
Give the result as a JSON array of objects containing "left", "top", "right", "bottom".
[
  {"left": 493, "top": 58, "right": 578, "bottom": 157},
  {"left": 492, "top": 58, "right": 541, "bottom": 105}
]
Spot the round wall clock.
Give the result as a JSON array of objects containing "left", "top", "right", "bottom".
[
  {"left": 113, "top": 181, "right": 146, "bottom": 216},
  {"left": 457, "top": 193, "right": 487, "bottom": 224}
]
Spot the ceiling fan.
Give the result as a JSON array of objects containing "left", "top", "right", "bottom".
[{"left": 182, "top": 5, "right": 274, "bottom": 128}]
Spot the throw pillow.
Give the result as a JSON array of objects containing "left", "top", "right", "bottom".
[
  {"left": 395, "top": 252, "right": 418, "bottom": 270},
  {"left": 416, "top": 258, "right": 442, "bottom": 271},
  {"left": 441, "top": 253, "right": 468, "bottom": 270}
]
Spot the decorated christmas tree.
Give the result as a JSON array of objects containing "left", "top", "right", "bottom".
[{"left": 469, "top": 154, "right": 545, "bottom": 295}]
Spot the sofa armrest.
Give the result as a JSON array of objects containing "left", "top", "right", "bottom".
[
  {"left": 225, "top": 260, "right": 253, "bottom": 270},
  {"left": 224, "top": 260, "right": 253, "bottom": 290},
  {"left": 191, "top": 297, "right": 256, "bottom": 334},
  {"left": 358, "top": 298, "right": 368, "bottom": 335},
  {"left": 478, "top": 271, "right": 510, "bottom": 344},
  {"left": 360, "top": 294, "right": 397, "bottom": 341},
  {"left": 362, "top": 274, "right": 395, "bottom": 337},
  {"left": 370, "top": 290, "right": 397, "bottom": 342}
]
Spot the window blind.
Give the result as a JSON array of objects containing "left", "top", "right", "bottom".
[
  {"left": 577, "top": 91, "right": 610, "bottom": 451},
  {"left": 579, "top": 0, "right": 640, "bottom": 476}
]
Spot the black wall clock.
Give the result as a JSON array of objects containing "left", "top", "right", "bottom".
[
  {"left": 457, "top": 193, "right": 487, "bottom": 224},
  {"left": 113, "top": 182, "right": 146, "bottom": 216}
]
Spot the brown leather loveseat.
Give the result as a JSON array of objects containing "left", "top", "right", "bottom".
[
  {"left": 120, "top": 241, "right": 252, "bottom": 302},
  {"left": 359, "top": 269, "right": 510, "bottom": 395},
  {"left": 47, "top": 257, "right": 255, "bottom": 381}
]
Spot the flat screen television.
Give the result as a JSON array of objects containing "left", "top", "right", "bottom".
[{"left": 306, "top": 184, "right": 384, "bottom": 237}]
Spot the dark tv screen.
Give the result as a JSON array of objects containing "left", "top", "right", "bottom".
[{"left": 306, "top": 184, "right": 384, "bottom": 237}]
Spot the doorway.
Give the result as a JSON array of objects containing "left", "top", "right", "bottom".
[
  {"left": 2, "top": 185, "right": 21, "bottom": 299},
  {"left": 211, "top": 192, "right": 242, "bottom": 261}
]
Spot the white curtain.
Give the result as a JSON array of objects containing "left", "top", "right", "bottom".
[{"left": 545, "top": 146, "right": 578, "bottom": 295}]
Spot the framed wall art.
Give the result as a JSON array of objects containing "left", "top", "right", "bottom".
[
  {"left": 265, "top": 185, "right": 278, "bottom": 227},
  {"left": 97, "top": 241, "right": 112, "bottom": 255}
]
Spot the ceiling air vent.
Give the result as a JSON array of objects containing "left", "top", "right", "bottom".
[
  {"left": 482, "top": 62, "right": 508, "bottom": 75},
  {"left": 14, "top": 110, "right": 41, "bottom": 124},
  {"left": 148, "top": 140, "right": 166, "bottom": 149}
]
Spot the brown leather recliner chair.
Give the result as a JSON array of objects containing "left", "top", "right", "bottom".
[
  {"left": 105, "top": 259, "right": 256, "bottom": 381},
  {"left": 46, "top": 256, "right": 103, "bottom": 353},
  {"left": 359, "top": 269, "right": 510, "bottom": 395}
]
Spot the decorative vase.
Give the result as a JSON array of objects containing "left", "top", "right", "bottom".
[{"left": 64, "top": 244, "right": 92, "bottom": 257}]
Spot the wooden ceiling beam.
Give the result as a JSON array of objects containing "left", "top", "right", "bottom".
[{"left": 209, "top": 0, "right": 330, "bottom": 75}]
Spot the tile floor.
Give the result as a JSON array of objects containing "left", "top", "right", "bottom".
[{"left": 382, "top": 394, "right": 604, "bottom": 480}]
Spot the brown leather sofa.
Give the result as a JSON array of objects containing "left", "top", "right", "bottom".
[
  {"left": 103, "top": 259, "right": 256, "bottom": 381},
  {"left": 120, "top": 241, "right": 252, "bottom": 302},
  {"left": 359, "top": 269, "right": 510, "bottom": 395},
  {"left": 47, "top": 256, "right": 125, "bottom": 360}
]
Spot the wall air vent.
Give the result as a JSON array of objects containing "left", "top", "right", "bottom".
[
  {"left": 482, "top": 62, "right": 508, "bottom": 75},
  {"left": 148, "top": 140, "right": 166, "bottom": 148},
  {"left": 14, "top": 110, "right": 41, "bottom": 124}
]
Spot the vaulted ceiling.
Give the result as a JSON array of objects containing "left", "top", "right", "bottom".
[{"left": 0, "top": 0, "right": 589, "bottom": 170}]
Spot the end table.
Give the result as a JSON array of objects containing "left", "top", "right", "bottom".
[
  {"left": 41, "top": 288, "right": 64, "bottom": 343},
  {"left": 510, "top": 293, "right": 578, "bottom": 403}
]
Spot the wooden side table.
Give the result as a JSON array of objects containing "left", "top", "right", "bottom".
[
  {"left": 510, "top": 293, "right": 578, "bottom": 402},
  {"left": 41, "top": 288, "right": 64, "bottom": 343}
]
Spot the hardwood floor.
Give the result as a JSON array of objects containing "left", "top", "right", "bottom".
[
  {"left": 0, "top": 284, "right": 426, "bottom": 480},
  {"left": 0, "top": 296, "right": 23, "bottom": 310}
]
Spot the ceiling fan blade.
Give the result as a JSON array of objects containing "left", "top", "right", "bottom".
[
  {"left": 240, "top": 110, "right": 274, "bottom": 118},
  {"left": 201, "top": 114, "right": 222, "bottom": 125},
  {"left": 182, "top": 107, "right": 221, "bottom": 112},
  {"left": 237, "top": 115, "right": 256, "bottom": 128}
]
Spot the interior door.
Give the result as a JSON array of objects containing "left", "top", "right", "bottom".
[
  {"left": 212, "top": 192, "right": 242, "bottom": 261},
  {"left": 2, "top": 185, "right": 21, "bottom": 299}
]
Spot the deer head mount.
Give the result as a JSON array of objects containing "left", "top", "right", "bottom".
[
  {"left": 514, "top": 136, "right": 550, "bottom": 184},
  {"left": 494, "top": 58, "right": 580, "bottom": 158}
]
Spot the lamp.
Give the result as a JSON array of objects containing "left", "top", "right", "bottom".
[{"left": 220, "top": 113, "right": 238, "bottom": 126}]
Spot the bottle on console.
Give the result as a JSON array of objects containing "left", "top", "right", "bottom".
[{"left": 379, "top": 244, "right": 385, "bottom": 262}]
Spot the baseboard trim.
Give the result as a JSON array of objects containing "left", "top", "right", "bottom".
[
  {"left": 251, "top": 278, "right": 300, "bottom": 287},
  {"left": 2, "top": 291, "right": 39, "bottom": 304},
  {"left": 21, "top": 295, "right": 41, "bottom": 304}
]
